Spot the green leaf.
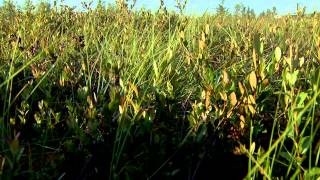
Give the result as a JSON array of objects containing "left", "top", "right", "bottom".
[
  {"left": 285, "top": 70, "right": 299, "bottom": 87},
  {"left": 266, "top": 62, "right": 274, "bottom": 76},
  {"left": 299, "top": 136, "right": 311, "bottom": 155},
  {"left": 253, "top": 33, "right": 261, "bottom": 55},
  {"left": 297, "top": 92, "right": 308, "bottom": 108},
  {"left": 304, "top": 167, "right": 320, "bottom": 178},
  {"left": 166, "top": 81, "right": 174, "bottom": 97}
]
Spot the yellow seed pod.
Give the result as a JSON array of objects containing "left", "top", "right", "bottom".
[
  {"left": 238, "top": 82, "right": 245, "bottom": 95},
  {"left": 240, "top": 115, "right": 245, "bottom": 129},
  {"left": 275, "top": 47, "right": 282, "bottom": 62},
  {"left": 230, "top": 92, "right": 237, "bottom": 107},
  {"left": 248, "top": 71, "right": 257, "bottom": 91}
]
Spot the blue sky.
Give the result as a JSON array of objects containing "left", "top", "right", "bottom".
[{"left": 3, "top": 0, "right": 320, "bottom": 15}]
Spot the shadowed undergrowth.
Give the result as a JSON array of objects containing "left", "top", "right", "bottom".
[{"left": 0, "top": 0, "right": 320, "bottom": 179}]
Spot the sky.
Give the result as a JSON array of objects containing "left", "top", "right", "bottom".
[{"left": 2, "top": 0, "right": 320, "bottom": 15}]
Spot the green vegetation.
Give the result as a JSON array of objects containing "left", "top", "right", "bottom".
[{"left": 0, "top": 0, "right": 320, "bottom": 179}]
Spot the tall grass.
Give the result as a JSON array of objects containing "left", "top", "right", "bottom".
[{"left": 0, "top": 0, "right": 319, "bottom": 179}]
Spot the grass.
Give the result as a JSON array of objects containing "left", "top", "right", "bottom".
[{"left": 0, "top": 0, "right": 320, "bottom": 179}]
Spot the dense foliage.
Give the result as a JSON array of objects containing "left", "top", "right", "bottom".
[{"left": 0, "top": 0, "right": 320, "bottom": 179}]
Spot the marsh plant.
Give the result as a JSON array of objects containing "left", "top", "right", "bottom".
[{"left": 0, "top": 0, "right": 320, "bottom": 179}]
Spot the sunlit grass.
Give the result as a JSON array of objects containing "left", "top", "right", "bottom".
[{"left": 0, "top": 0, "right": 319, "bottom": 179}]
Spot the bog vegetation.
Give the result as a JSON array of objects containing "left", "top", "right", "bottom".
[{"left": 0, "top": 0, "right": 320, "bottom": 179}]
